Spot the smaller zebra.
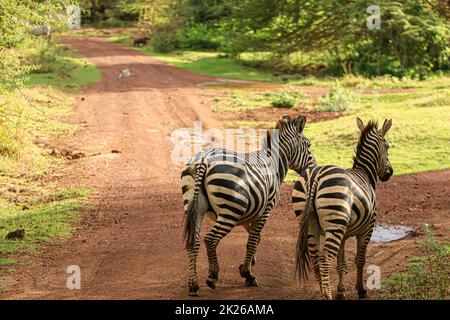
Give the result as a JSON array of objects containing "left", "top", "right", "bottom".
[
  {"left": 28, "top": 24, "right": 51, "bottom": 39},
  {"left": 292, "top": 118, "right": 393, "bottom": 300}
]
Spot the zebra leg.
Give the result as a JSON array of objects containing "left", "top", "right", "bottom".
[
  {"left": 355, "top": 231, "right": 372, "bottom": 299},
  {"left": 307, "top": 224, "right": 321, "bottom": 292},
  {"left": 239, "top": 213, "right": 269, "bottom": 287},
  {"left": 243, "top": 224, "right": 257, "bottom": 266},
  {"left": 204, "top": 216, "right": 235, "bottom": 289},
  {"left": 187, "top": 232, "right": 201, "bottom": 296},
  {"left": 335, "top": 239, "right": 348, "bottom": 300},
  {"left": 319, "top": 230, "right": 345, "bottom": 300}
]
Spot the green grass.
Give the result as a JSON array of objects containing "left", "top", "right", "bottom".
[
  {"left": 0, "top": 258, "right": 16, "bottom": 266},
  {"left": 0, "top": 188, "right": 91, "bottom": 255},
  {"left": 107, "top": 32, "right": 274, "bottom": 81},
  {"left": 25, "top": 56, "right": 101, "bottom": 91},
  {"left": 284, "top": 85, "right": 448, "bottom": 180},
  {"left": 135, "top": 48, "right": 275, "bottom": 82}
]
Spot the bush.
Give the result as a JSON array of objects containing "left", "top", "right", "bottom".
[
  {"left": 381, "top": 225, "right": 449, "bottom": 300},
  {"left": 179, "top": 24, "right": 220, "bottom": 51},
  {"left": 318, "top": 82, "right": 356, "bottom": 112},
  {"left": 270, "top": 87, "right": 307, "bottom": 109},
  {"left": 333, "top": 2, "right": 450, "bottom": 78},
  {"left": 151, "top": 30, "right": 180, "bottom": 53},
  {"left": 22, "top": 40, "right": 76, "bottom": 76}
]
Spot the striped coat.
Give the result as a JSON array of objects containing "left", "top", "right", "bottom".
[
  {"left": 182, "top": 114, "right": 316, "bottom": 296},
  {"left": 293, "top": 118, "right": 393, "bottom": 300}
]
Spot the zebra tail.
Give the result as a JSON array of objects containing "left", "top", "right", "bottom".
[
  {"left": 183, "top": 163, "right": 206, "bottom": 250},
  {"left": 295, "top": 182, "right": 317, "bottom": 282}
]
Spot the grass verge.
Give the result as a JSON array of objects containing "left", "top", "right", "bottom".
[
  {"left": 381, "top": 225, "right": 449, "bottom": 300},
  {"left": 0, "top": 37, "right": 100, "bottom": 287}
]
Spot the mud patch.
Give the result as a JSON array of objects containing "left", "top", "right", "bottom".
[{"left": 371, "top": 223, "right": 418, "bottom": 243}]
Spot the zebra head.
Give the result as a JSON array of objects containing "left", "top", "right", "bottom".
[
  {"left": 356, "top": 118, "right": 393, "bottom": 183},
  {"left": 276, "top": 114, "right": 316, "bottom": 174}
]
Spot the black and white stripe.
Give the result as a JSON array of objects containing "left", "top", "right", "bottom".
[
  {"left": 28, "top": 24, "right": 51, "bottom": 38},
  {"left": 293, "top": 118, "right": 393, "bottom": 300},
  {"left": 182, "top": 114, "right": 316, "bottom": 296}
]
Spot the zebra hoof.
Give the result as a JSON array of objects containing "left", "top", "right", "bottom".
[
  {"left": 206, "top": 278, "right": 216, "bottom": 289},
  {"left": 188, "top": 289, "right": 200, "bottom": 297},
  {"left": 358, "top": 290, "right": 368, "bottom": 299},
  {"left": 188, "top": 284, "right": 200, "bottom": 297},
  {"left": 245, "top": 277, "right": 259, "bottom": 287},
  {"left": 335, "top": 292, "right": 346, "bottom": 300}
]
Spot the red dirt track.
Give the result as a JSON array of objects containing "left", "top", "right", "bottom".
[{"left": 1, "top": 37, "right": 448, "bottom": 300}]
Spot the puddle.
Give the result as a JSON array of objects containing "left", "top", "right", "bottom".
[{"left": 371, "top": 223, "right": 417, "bottom": 243}]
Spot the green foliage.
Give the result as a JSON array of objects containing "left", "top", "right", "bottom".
[
  {"left": 270, "top": 88, "right": 301, "bottom": 108},
  {"left": 150, "top": 27, "right": 180, "bottom": 53},
  {"left": 179, "top": 23, "right": 220, "bottom": 50},
  {"left": 0, "top": 188, "right": 91, "bottom": 254},
  {"left": 318, "top": 82, "right": 356, "bottom": 112},
  {"left": 0, "top": 1, "right": 79, "bottom": 151},
  {"left": 381, "top": 225, "right": 449, "bottom": 300},
  {"left": 219, "top": 0, "right": 449, "bottom": 77},
  {"left": 79, "top": 0, "right": 138, "bottom": 26},
  {"left": 336, "top": 2, "right": 450, "bottom": 78}
]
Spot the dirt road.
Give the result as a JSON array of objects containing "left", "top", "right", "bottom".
[{"left": 1, "top": 37, "right": 448, "bottom": 300}]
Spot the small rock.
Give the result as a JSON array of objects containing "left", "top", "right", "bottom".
[
  {"left": 81, "top": 97, "right": 85, "bottom": 101},
  {"left": 50, "top": 148, "right": 61, "bottom": 157},
  {"left": 70, "top": 152, "right": 87, "bottom": 160},
  {"left": 6, "top": 229, "right": 25, "bottom": 240},
  {"left": 111, "top": 149, "right": 121, "bottom": 154},
  {"left": 22, "top": 205, "right": 29, "bottom": 211},
  {"left": 118, "top": 69, "right": 131, "bottom": 78}
]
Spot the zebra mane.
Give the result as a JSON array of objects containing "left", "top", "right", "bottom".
[
  {"left": 352, "top": 120, "right": 379, "bottom": 167},
  {"left": 264, "top": 115, "right": 296, "bottom": 152}
]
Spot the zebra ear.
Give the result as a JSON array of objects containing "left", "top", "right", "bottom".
[
  {"left": 380, "top": 119, "right": 392, "bottom": 136},
  {"left": 276, "top": 114, "right": 290, "bottom": 131},
  {"left": 297, "top": 115, "right": 306, "bottom": 133},
  {"left": 356, "top": 117, "right": 365, "bottom": 132}
]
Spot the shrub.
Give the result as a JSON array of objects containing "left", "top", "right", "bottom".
[
  {"left": 151, "top": 28, "right": 180, "bottom": 53},
  {"left": 22, "top": 40, "right": 76, "bottom": 76},
  {"left": 179, "top": 24, "right": 220, "bottom": 51},
  {"left": 269, "top": 87, "right": 310, "bottom": 109},
  {"left": 318, "top": 82, "right": 356, "bottom": 112},
  {"left": 381, "top": 225, "right": 449, "bottom": 300}
]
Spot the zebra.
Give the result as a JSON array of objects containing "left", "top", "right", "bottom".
[
  {"left": 181, "top": 114, "right": 316, "bottom": 296},
  {"left": 28, "top": 24, "right": 51, "bottom": 39},
  {"left": 292, "top": 118, "right": 393, "bottom": 300}
]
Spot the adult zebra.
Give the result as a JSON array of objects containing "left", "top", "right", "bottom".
[
  {"left": 292, "top": 118, "right": 393, "bottom": 300},
  {"left": 181, "top": 114, "right": 316, "bottom": 296}
]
